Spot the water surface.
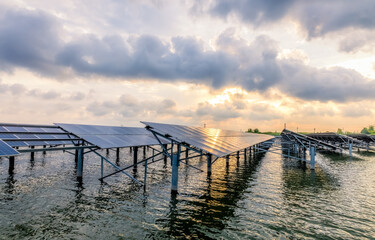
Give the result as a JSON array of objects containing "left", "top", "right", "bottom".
[{"left": 1, "top": 145, "right": 374, "bottom": 239}]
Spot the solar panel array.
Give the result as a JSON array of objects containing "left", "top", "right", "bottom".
[
  {"left": 141, "top": 121, "right": 274, "bottom": 157},
  {"left": 0, "top": 139, "right": 19, "bottom": 157},
  {"left": 0, "top": 124, "right": 81, "bottom": 147},
  {"left": 55, "top": 123, "right": 168, "bottom": 149}
]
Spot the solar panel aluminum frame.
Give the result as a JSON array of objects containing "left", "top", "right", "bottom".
[{"left": 0, "top": 139, "right": 20, "bottom": 157}]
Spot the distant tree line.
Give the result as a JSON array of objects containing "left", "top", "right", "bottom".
[
  {"left": 247, "top": 128, "right": 259, "bottom": 133},
  {"left": 361, "top": 125, "right": 375, "bottom": 134}
]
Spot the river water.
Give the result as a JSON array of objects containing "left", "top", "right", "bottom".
[{"left": 0, "top": 144, "right": 374, "bottom": 239}]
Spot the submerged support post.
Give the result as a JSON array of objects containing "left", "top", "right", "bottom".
[
  {"left": 74, "top": 149, "right": 78, "bottom": 163},
  {"left": 101, "top": 157, "right": 104, "bottom": 179},
  {"left": 133, "top": 146, "right": 138, "bottom": 169},
  {"left": 226, "top": 155, "right": 229, "bottom": 165},
  {"left": 163, "top": 144, "right": 168, "bottom": 165},
  {"left": 144, "top": 158, "right": 148, "bottom": 191},
  {"left": 30, "top": 146, "right": 35, "bottom": 160},
  {"left": 236, "top": 151, "right": 240, "bottom": 160},
  {"left": 310, "top": 146, "right": 316, "bottom": 170},
  {"left": 207, "top": 153, "right": 212, "bottom": 176},
  {"left": 349, "top": 143, "right": 353, "bottom": 156},
  {"left": 77, "top": 148, "right": 84, "bottom": 178},
  {"left": 9, "top": 156, "right": 15, "bottom": 173},
  {"left": 244, "top": 148, "right": 247, "bottom": 161},
  {"left": 43, "top": 145, "right": 46, "bottom": 155},
  {"left": 171, "top": 144, "right": 180, "bottom": 194}
]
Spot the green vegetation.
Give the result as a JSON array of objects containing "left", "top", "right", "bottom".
[
  {"left": 361, "top": 125, "right": 375, "bottom": 135},
  {"left": 247, "top": 128, "right": 280, "bottom": 136}
]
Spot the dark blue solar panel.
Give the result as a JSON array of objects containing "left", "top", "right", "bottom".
[
  {"left": 25, "top": 141, "right": 47, "bottom": 146},
  {"left": 6, "top": 126, "right": 28, "bottom": 132},
  {"left": 0, "top": 140, "right": 19, "bottom": 156},
  {"left": 42, "top": 128, "right": 64, "bottom": 133},
  {"left": 24, "top": 127, "right": 46, "bottom": 132},
  {"left": 35, "top": 134, "right": 57, "bottom": 139},
  {"left": 0, "top": 133, "right": 17, "bottom": 139},
  {"left": 14, "top": 134, "right": 38, "bottom": 139},
  {"left": 6, "top": 141, "right": 28, "bottom": 147},
  {"left": 0, "top": 126, "right": 8, "bottom": 132}
]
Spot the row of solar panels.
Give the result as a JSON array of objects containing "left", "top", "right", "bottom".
[
  {"left": 0, "top": 124, "right": 81, "bottom": 148},
  {"left": 0, "top": 122, "right": 274, "bottom": 158}
]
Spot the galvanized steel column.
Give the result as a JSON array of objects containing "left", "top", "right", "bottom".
[
  {"left": 9, "top": 156, "right": 15, "bottom": 173},
  {"left": 310, "top": 146, "right": 315, "bottom": 170},
  {"left": 77, "top": 148, "right": 84, "bottom": 178},
  {"left": 207, "top": 153, "right": 212, "bottom": 175},
  {"left": 31, "top": 146, "right": 35, "bottom": 160},
  {"left": 171, "top": 144, "right": 180, "bottom": 193},
  {"left": 133, "top": 146, "right": 138, "bottom": 169}
]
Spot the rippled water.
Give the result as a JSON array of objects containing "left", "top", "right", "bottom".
[{"left": 1, "top": 144, "right": 375, "bottom": 239}]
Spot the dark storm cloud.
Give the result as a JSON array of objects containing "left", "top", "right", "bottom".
[
  {"left": 0, "top": 7, "right": 63, "bottom": 76},
  {"left": 1, "top": 5, "right": 375, "bottom": 102},
  {"left": 200, "top": 0, "right": 375, "bottom": 38}
]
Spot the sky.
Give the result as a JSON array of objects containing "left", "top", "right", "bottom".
[{"left": 0, "top": 0, "right": 375, "bottom": 132}]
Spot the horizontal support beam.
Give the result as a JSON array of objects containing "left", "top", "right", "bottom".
[
  {"left": 2, "top": 138, "right": 82, "bottom": 141},
  {"left": 17, "top": 145, "right": 96, "bottom": 153}
]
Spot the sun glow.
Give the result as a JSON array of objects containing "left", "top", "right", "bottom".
[{"left": 208, "top": 88, "right": 246, "bottom": 105}]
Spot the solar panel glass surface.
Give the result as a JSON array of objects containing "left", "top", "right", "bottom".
[
  {"left": 141, "top": 122, "right": 274, "bottom": 157},
  {"left": 0, "top": 139, "right": 19, "bottom": 156}
]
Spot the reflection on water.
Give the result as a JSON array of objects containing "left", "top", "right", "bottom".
[{"left": 0, "top": 147, "right": 375, "bottom": 239}]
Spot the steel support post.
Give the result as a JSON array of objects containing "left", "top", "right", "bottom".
[
  {"left": 75, "top": 149, "right": 78, "bottom": 163},
  {"left": 207, "top": 153, "right": 212, "bottom": 176},
  {"left": 143, "top": 146, "right": 146, "bottom": 158},
  {"left": 77, "top": 148, "right": 84, "bottom": 178},
  {"left": 226, "top": 155, "right": 229, "bottom": 165},
  {"left": 236, "top": 151, "right": 240, "bottom": 160},
  {"left": 310, "top": 146, "right": 316, "bottom": 170},
  {"left": 244, "top": 148, "right": 247, "bottom": 161},
  {"left": 133, "top": 146, "right": 138, "bottom": 169},
  {"left": 144, "top": 159, "right": 148, "bottom": 191},
  {"left": 43, "top": 145, "right": 46, "bottom": 155},
  {"left": 163, "top": 144, "right": 168, "bottom": 165},
  {"left": 101, "top": 157, "right": 104, "bottom": 179},
  {"left": 349, "top": 143, "right": 353, "bottom": 156},
  {"left": 31, "top": 146, "right": 35, "bottom": 160},
  {"left": 185, "top": 148, "right": 189, "bottom": 160},
  {"left": 171, "top": 144, "right": 180, "bottom": 194},
  {"left": 9, "top": 156, "right": 15, "bottom": 173},
  {"left": 116, "top": 148, "right": 120, "bottom": 160}
]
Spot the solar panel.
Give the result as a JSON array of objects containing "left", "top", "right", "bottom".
[
  {"left": 55, "top": 123, "right": 167, "bottom": 149},
  {"left": 5, "top": 126, "right": 28, "bottom": 132},
  {"left": 6, "top": 141, "right": 28, "bottom": 147},
  {"left": 0, "top": 139, "right": 19, "bottom": 156},
  {"left": 141, "top": 122, "right": 274, "bottom": 158},
  {"left": 0, "top": 124, "right": 80, "bottom": 147}
]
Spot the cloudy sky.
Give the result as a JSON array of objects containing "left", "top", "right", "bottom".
[{"left": 0, "top": 0, "right": 374, "bottom": 132}]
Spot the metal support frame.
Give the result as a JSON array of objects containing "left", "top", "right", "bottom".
[
  {"left": 207, "top": 154, "right": 212, "bottom": 175},
  {"left": 171, "top": 143, "right": 181, "bottom": 193},
  {"left": 77, "top": 148, "right": 84, "bottom": 178},
  {"left": 93, "top": 150, "right": 142, "bottom": 185},
  {"left": 99, "top": 147, "right": 171, "bottom": 180},
  {"left": 310, "top": 146, "right": 316, "bottom": 170},
  {"left": 9, "top": 156, "right": 15, "bottom": 173}
]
